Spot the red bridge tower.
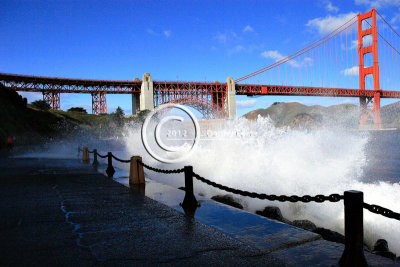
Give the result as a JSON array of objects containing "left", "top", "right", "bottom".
[{"left": 358, "top": 8, "right": 381, "bottom": 127}]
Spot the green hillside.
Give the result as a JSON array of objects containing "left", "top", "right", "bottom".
[{"left": 0, "top": 85, "right": 146, "bottom": 148}]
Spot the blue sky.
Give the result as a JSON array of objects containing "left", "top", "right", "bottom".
[{"left": 1, "top": 0, "right": 400, "bottom": 116}]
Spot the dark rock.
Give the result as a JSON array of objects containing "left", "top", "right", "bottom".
[
  {"left": 211, "top": 195, "right": 243, "bottom": 209},
  {"left": 372, "top": 239, "right": 396, "bottom": 260},
  {"left": 256, "top": 206, "right": 289, "bottom": 223},
  {"left": 313, "top": 227, "right": 345, "bottom": 244},
  {"left": 373, "top": 239, "right": 389, "bottom": 252},
  {"left": 292, "top": 220, "right": 317, "bottom": 232}
]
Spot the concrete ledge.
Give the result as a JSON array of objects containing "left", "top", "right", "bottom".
[{"left": 128, "top": 172, "right": 398, "bottom": 266}]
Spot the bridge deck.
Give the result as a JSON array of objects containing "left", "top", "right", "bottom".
[{"left": 1, "top": 73, "right": 400, "bottom": 98}]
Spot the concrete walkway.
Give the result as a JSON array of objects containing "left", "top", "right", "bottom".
[{"left": 0, "top": 157, "right": 397, "bottom": 266}]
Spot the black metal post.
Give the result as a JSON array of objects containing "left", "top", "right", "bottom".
[
  {"left": 339, "top": 190, "right": 367, "bottom": 267},
  {"left": 92, "top": 149, "right": 99, "bottom": 166},
  {"left": 106, "top": 152, "right": 115, "bottom": 178},
  {"left": 181, "top": 166, "right": 198, "bottom": 215}
]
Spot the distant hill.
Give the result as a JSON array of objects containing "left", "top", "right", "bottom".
[
  {"left": 381, "top": 101, "right": 400, "bottom": 127},
  {"left": 243, "top": 102, "right": 360, "bottom": 128}
]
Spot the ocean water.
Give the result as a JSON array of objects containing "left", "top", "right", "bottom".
[{"left": 122, "top": 116, "right": 400, "bottom": 255}]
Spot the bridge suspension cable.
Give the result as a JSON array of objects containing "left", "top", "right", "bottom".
[{"left": 235, "top": 14, "right": 358, "bottom": 83}]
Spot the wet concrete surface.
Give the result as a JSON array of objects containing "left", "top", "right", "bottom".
[
  {"left": 0, "top": 157, "right": 286, "bottom": 266},
  {"left": 0, "top": 157, "right": 397, "bottom": 266}
]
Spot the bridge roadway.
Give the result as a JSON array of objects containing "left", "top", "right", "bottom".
[
  {"left": 0, "top": 156, "right": 395, "bottom": 266},
  {"left": 2, "top": 72, "right": 400, "bottom": 98}
]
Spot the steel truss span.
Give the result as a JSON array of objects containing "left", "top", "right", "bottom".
[
  {"left": 0, "top": 73, "right": 141, "bottom": 93},
  {"left": 153, "top": 81, "right": 228, "bottom": 118},
  {"left": 2, "top": 73, "right": 400, "bottom": 99}
]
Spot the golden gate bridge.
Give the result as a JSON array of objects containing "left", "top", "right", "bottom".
[{"left": 1, "top": 8, "right": 400, "bottom": 127}]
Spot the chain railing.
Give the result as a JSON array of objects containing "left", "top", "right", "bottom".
[
  {"left": 363, "top": 202, "right": 400, "bottom": 221},
  {"left": 193, "top": 172, "right": 343, "bottom": 203},
  {"left": 78, "top": 146, "right": 400, "bottom": 265},
  {"left": 138, "top": 161, "right": 185, "bottom": 174},
  {"left": 111, "top": 154, "right": 131, "bottom": 163},
  {"left": 97, "top": 153, "right": 108, "bottom": 159}
]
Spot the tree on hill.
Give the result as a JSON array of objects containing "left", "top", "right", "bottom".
[
  {"left": 114, "top": 107, "right": 124, "bottom": 118},
  {"left": 67, "top": 107, "right": 87, "bottom": 113},
  {"left": 113, "top": 106, "right": 125, "bottom": 126},
  {"left": 136, "top": 109, "right": 150, "bottom": 121},
  {"left": 31, "top": 100, "right": 50, "bottom": 111}
]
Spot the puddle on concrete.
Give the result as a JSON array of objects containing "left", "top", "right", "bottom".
[{"left": 104, "top": 165, "right": 319, "bottom": 253}]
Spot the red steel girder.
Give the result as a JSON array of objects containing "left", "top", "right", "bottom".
[
  {"left": 42, "top": 91, "right": 61, "bottom": 110},
  {"left": 235, "top": 84, "right": 400, "bottom": 98},
  {"left": 92, "top": 91, "right": 107, "bottom": 114}
]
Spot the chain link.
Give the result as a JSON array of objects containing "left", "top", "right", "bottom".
[
  {"left": 88, "top": 150, "right": 95, "bottom": 154},
  {"left": 192, "top": 172, "right": 343, "bottom": 203},
  {"left": 363, "top": 202, "right": 400, "bottom": 221},
  {"left": 138, "top": 161, "right": 184, "bottom": 174},
  {"left": 97, "top": 153, "right": 108, "bottom": 159},
  {"left": 111, "top": 154, "right": 131, "bottom": 163}
]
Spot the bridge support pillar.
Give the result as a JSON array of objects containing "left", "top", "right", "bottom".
[
  {"left": 139, "top": 73, "right": 154, "bottom": 112},
  {"left": 227, "top": 77, "right": 236, "bottom": 119},
  {"left": 42, "top": 91, "right": 61, "bottom": 110},
  {"left": 92, "top": 91, "right": 107, "bottom": 114},
  {"left": 132, "top": 94, "right": 140, "bottom": 115}
]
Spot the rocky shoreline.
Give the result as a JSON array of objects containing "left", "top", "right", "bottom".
[{"left": 211, "top": 194, "right": 399, "bottom": 262}]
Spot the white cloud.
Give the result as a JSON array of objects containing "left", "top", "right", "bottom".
[
  {"left": 243, "top": 25, "right": 254, "bottom": 32},
  {"left": 215, "top": 32, "right": 227, "bottom": 43},
  {"left": 228, "top": 45, "right": 245, "bottom": 54},
  {"left": 261, "top": 50, "right": 285, "bottom": 61},
  {"left": 349, "top": 35, "right": 372, "bottom": 50},
  {"left": 236, "top": 99, "right": 257, "bottom": 108},
  {"left": 341, "top": 98, "right": 358, "bottom": 104},
  {"left": 163, "top": 30, "right": 171, "bottom": 38},
  {"left": 302, "top": 57, "right": 313, "bottom": 66},
  {"left": 390, "top": 11, "right": 400, "bottom": 24},
  {"left": 17, "top": 92, "right": 43, "bottom": 103},
  {"left": 261, "top": 50, "right": 313, "bottom": 68},
  {"left": 147, "top": 28, "right": 156, "bottom": 35},
  {"left": 362, "top": 34, "right": 373, "bottom": 45},
  {"left": 214, "top": 31, "right": 238, "bottom": 44},
  {"left": 147, "top": 29, "right": 171, "bottom": 38},
  {"left": 323, "top": 0, "right": 339, "bottom": 12},
  {"left": 341, "top": 66, "right": 359, "bottom": 76},
  {"left": 350, "top": 40, "right": 358, "bottom": 50},
  {"left": 355, "top": 0, "right": 400, "bottom": 8},
  {"left": 306, "top": 12, "right": 357, "bottom": 35}
]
